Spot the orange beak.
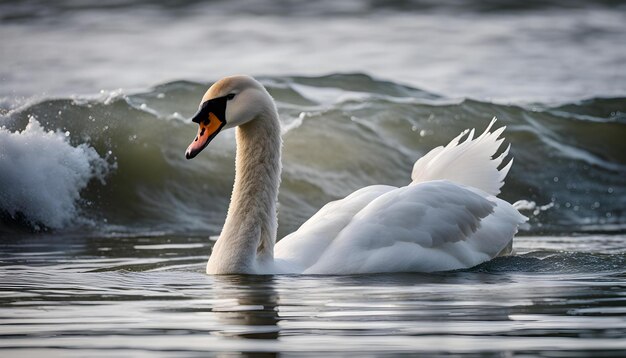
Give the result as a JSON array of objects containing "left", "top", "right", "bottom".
[
  {"left": 185, "top": 95, "right": 228, "bottom": 159},
  {"left": 185, "top": 112, "right": 226, "bottom": 159}
]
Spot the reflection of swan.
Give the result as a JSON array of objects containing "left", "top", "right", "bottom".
[
  {"left": 185, "top": 75, "right": 526, "bottom": 275},
  {"left": 211, "top": 275, "right": 279, "bottom": 341}
]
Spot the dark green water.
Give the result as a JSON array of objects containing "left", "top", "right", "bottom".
[{"left": 2, "top": 75, "right": 625, "bottom": 235}]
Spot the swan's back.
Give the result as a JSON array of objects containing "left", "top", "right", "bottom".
[
  {"left": 274, "top": 118, "right": 526, "bottom": 274},
  {"left": 303, "top": 181, "right": 523, "bottom": 274}
]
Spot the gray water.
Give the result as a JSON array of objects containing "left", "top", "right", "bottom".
[
  {"left": 1, "top": 0, "right": 626, "bottom": 356},
  {"left": 1, "top": 234, "right": 625, "bottom": 356},
  {"left": 2, "top": 0, "right": 626, "bottom": 102}
]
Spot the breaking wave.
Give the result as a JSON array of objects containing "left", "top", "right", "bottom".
[
  {"left": 1, "top": 74, "right": 624, "bottom": 235},
  {"left": 0, "top": 117, "right": 111, "bottom": 230}
]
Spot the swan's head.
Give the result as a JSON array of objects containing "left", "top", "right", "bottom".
[{"left": 185, "top": 75, "right": 271, "bottom": 159}]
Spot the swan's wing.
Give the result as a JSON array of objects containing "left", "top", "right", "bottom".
[
  {"left": 411, "top": 117, "right": 512, "bottom": 196},
  {"left": 274, "top": 185, "right": 396, "bottom": 273},
  {"left": 304, "top": 180, "right": 525, "bottom": 274}
]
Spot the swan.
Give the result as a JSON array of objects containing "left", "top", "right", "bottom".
[{"left": 185, "top": 75, "right": 527, "bottom": 275}]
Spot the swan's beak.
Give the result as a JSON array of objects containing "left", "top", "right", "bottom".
[{"left": 185, "top": 104, "right": 226, "bottom": 160}]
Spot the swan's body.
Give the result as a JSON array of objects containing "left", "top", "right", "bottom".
[{"left": 185, "top": 75, "right": 526, "bottom": 275}]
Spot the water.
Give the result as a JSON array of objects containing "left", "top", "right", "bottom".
[
  {"left": 2, "top": 75, "right": 624, "bottom": 235},
  {"left": 2, "top": 0, "right": 626, "bottom": 102},
  {"left": 1, "top": 234, "right": 625, "bottom": 356},
  {"left": 1, "top": 0, "right": 626, "bottom": 356}
]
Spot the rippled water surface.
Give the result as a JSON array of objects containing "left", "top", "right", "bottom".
[{"left": 1, "top": 234, "right": 625, "bottom": 356}]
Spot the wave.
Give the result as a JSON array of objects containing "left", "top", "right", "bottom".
[
  {"left": 0, "top": 118, "right": 111, "bottom": 230},
  {"left": 1, "top": 74, "right": 624, "bottom": 235}
]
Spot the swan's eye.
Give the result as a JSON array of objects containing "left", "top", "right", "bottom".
[{"left": 226, "top": 93, "right": 236, "bottom": 101}]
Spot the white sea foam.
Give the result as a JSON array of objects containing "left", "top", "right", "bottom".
[
  {"left": 0, "top": 118, "right": 110, "bottom": 229},
  {"left": 513, "top": 200, "right": 555, "bottom": 216}
]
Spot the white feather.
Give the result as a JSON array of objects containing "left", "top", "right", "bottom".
[
  {"left": 410, "top": 117, "right": 512, "bottom": 196},
  {"left": 276, "top": 180, "right": 525, "bottom": 274},
  {"left": 275, "top": 116, "right": 527, "bottom": 274}
]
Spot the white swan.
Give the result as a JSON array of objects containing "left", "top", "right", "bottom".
[{"left": 185, "top": 75, "right": 526, "bottom": 275}]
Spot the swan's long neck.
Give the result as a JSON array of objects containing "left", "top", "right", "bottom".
[{"left": 207, "top": 106, "right": 282, "bottom": 274}]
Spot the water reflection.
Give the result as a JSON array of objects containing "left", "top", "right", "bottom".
[{"left": 211, "top": 275, "right": 280, "bottom": 340}]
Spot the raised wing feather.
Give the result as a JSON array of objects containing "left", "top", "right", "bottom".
[{"left": 411, "top": 117, "right": 512, "bottom": 196}]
